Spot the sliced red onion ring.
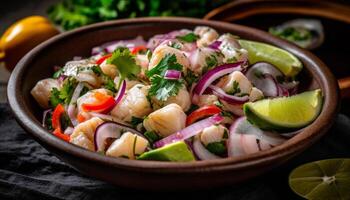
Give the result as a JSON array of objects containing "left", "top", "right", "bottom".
[
  {"left": 193, "top": 62, "right": 243, "bottom": 97},
  {"left": 277, "top": 84, "right": 290, "bottom": 97},
  {"left": 209, "top": 85, "right": 249, "bottom": 105},
  {"left": 192, "top": 136, "right": 220, "bottom": 160},
  {"left": 154, "top": 114, "right": 224, "bottom": 148},
  {"left": 164, "top": 70, "right": 181, "bottom": 80},
  {"left": 147, "top": 30, "right": 191, "bottom": 50},
  {"left": 114, "top": 79, "right": 126, "bottom": 105},
  {"left": 208, "top": 41, "right": 222, "bottom": 50},
  {"left": 94, "top": 121, "right": 147, "bottom": 152},
  {"left": 68, "top": 83, "right": 84, "bottom": 126},
  {"left": 228, "top": 117, "right": 287, "bottom": 157}
]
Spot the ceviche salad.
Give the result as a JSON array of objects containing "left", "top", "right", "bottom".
[{"left": 31, "top": 26, "right": 323, "bottom": 162}]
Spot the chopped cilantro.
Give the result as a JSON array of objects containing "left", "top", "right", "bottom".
[
  {"left": 206, "top": 141, "right": 227, "bottom": 156},
  {"left": 53, "top": 67, "right": 64, "bottom": 78},
  {"left": 176, "top": 33, "right": 199, "bottom": 43},
  {"left": 227, "top": 80, "right": 241, "bottom": 95},
  {"left": 49, "top": 78, "right": 77, "bottom": 107},
  {"left": 91, "top": 65, "right": 116, "bottom": 93},
  {"left": 226, "top": 57, "right": 237, "bottom": 63},
  {"left": 146, "top": 54, "right": 182, "bottom": 77},
  {"left": 214, "top": 101, "right": 224, "bottom": 108},
  {"left": 221, "top": 110, "right": 233, "bottom": 118},
  {"left": 107, "top": 47, "right": 141, "bottom": 87},
  {"left": 131, "top": 116, "right": 143, "bottom": 128},
  {"left": 223, "top": 129, "right": 229, "bottom": 139},
  {"left": 184, "top": 70, "right": 199, "bottom": 87},
  {"left": 43, "top": 111, "right": 53, "bottom": 130},
  {"left": 146, "top": 54, "right": 184, "bottom": 101},
  {"left": 205, "top": 55, "right": 218, "bottom": 71},
  {"left": 144, "top": 131, "right": 160, "bottom": 144},
  {"left": 60, "top": 113, "right": 72, "bottom": 131},
  {"left": 148, "top": 75, "right": 183, "bottom": 101},
  {"left": 170, "top": 42, "right": 182, "bottom": 49}
]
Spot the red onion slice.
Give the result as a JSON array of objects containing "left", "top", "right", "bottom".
[
  {"left": 92, "top": 36, "right": 147, "bottom": 55},
  {"left": 114, "top": 80, "right": 126, "bottom": 105},
  {"left": 209, "top": 85, "right": 249, "bottom": 105},
  {"left": 164, "top": 70, "right": 182, "bottom": 80},
  {"left": 42, "top": 109, "right": 52, "bottom": 128},
  {"left": 208, "top": 41, "right": 222, "bottom": 50},
  {"left": 68, "top": 83, "right": 84, "bottom": 126},
  {"left": 154, "top": 114, "right": 224, "bottom": 148},
  {"left": 193, "top": 62, "right": 243, "bottom": 96},
  {"left": 94, "top": 121, "right": 146, "bottom": 152},
  {"left": 192, "top": 136, "right": 220, "bottom": 160}
]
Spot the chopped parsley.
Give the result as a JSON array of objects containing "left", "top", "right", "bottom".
[
  {"left": 107, "top": 47, "right": 141, "bottom": 87},
  {"left": 176, "top": 33, "right": 199, "bottom": 43},
  {"left": 170, "top": 42, "right": 182, "bottom": 49},
  {"left": 226, "top": 57, "right": 237, "bottom": 63},
  {"left": 90, "top": 65, "right": 117, "bottom": 93},
  {"left": 186, "top": 104, "right": 199, "bottom": 115},
  {"left": 206, "top": 141, "right": 227, "bottom": 156},
  {"left": 146, "top": 54, "right": 184, "bottom": 101}
]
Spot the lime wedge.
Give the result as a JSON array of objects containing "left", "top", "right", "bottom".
[
  {"left": 137, "top": 141, "right": 195, "bottom": 162},
  {"left": 238, "top": 39, "right": 303, "bottom": 77},
  {"left": 289, "top": 159, "right": 350, "bottom": 200},
  {"left": 243, "top": 89, "right": 323, "bottom": 131}
]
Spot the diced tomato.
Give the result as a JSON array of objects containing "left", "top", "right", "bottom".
[
  {"left": 186, "top": 105, "right": 222, "bottom": 126},
  {"left": 53, "top": 128, "right": 70, "bottom": 142},
  {"left": 82, "top": 92, "right": 116, "bottom": 113},
  {"left": 131, "top": 46, "right": 147, "bottom": 55},
  {"left": 95, "top": 54, "right": 112, "bottom": 65}
]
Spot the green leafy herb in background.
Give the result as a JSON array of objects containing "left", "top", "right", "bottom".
[{"left": 48, "top": 0, "right": 230, "bottom": 30}]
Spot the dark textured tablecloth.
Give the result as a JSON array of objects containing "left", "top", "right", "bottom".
[{"left": 0, "top": 103, "right": 349, "bottom": 200}]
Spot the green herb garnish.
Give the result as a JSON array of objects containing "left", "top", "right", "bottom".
[
  {"left": 176, "top": 33, "right": 199, "bottom": 43},
  {"left": 144, "top": 131, "right": 160, "bottom": 144},
  {"left": 49, "top": 77, "right": 77, "bottom": 107},
  {"left": 206, "top": 141, "right": 227, "bottom": 156}
]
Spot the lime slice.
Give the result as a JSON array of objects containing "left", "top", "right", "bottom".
[
  {"left": 238, "top": 39, "right": 303, "bottom": 77},
  {"left": 289, "top": 159, "right": 350, "bottom": 200},
  {"left": 243, "top": 89, "right": 323, "bottom": 131},
  {"left": 137, "top": 141, "right": 195, "bottom": 162}
]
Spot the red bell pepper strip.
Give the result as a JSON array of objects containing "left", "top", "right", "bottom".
[
  {"left": 51, "top": 104, "right": 70, "bottom": 142},
  {"left": 95, "top": 54, "right": 112, "bottom": 65},
  {"left": 82, "top": 92, "right": 116, "bottom": 113},
  {"left": 186, "top": 105, "right": 222, "bottom": 126},
  {"left": 131, "top": 45, "right": 147, "bottom": 55},
  {"left": 53, "top": 128, "right": 70, "bottom": 142}
]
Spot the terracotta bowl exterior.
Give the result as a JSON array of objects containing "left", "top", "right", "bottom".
[{"left": 7, "top": 17, "right": 339, "bottom": 189}]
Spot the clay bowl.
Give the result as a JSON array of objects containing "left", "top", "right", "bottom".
[{"left": 7, "top": 17, "right": 339, "bottom": 189}]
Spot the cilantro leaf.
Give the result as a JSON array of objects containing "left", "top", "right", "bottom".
[
  {"left": 146, "top": 54, "right": 184, "bottom": 101},
  {"left": 107, "top": 47, "right": 141, "bottom": 86},
  {"left": 91, "top": 65, "right": 116, "bottom": 93},
  {"left": 148, "top": 75, "right": 183, "bottom": 101},
  {"left": 206, "top": 141, "right": 227, "bottom": 156},
  {"left": 176, "top": 33, "right": 199, "bottom": 43},
  {"left": 144, "top": 131, "right": 160, "bottom": 144},
  {"left": 146, "top": 54, "right": 182, "bottom": 77},
  {"left": 131, "top": 116, "right": 143, "bottom": 128},
  {"left": 49, "top": 78, "right": 77, "bottom": 107}
]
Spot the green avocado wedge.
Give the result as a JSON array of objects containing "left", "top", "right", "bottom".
[
  {"left": 243, "top": 89, "right": 323, "bottom": 131},
  {"left": 238, "top": 39, "right": 303, "bottom": 77},
  {"left": 137, "top": 141, "right": 195, "bottom": 162}
]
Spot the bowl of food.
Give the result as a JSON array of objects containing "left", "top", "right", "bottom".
[{"left": 7, "top": 17, "right": 338, "bottom": 189}]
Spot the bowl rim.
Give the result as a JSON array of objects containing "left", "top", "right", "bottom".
[{"left": 7, "top": 17, "right": 339, "bottom": 173}]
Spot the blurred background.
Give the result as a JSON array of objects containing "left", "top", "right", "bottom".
[{"left": 1, "top": 0, "right": 350, "bottom": 114}]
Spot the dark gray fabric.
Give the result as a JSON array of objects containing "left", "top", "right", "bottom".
[{"left": 0, "top": 103, "right": 349, "bottom": 200}]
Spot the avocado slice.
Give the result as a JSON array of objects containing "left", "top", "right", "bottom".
[{"left": 137, "top": 141, "right": 195, "bottom": 162}]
